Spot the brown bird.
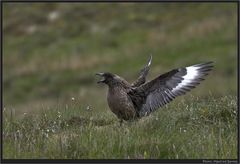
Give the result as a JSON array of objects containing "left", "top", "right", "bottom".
[{"left": 96, "top": 56, "right": 213, "bottom": 123}]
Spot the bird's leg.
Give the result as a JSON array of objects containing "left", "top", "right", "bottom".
[{"left": 119, "top": 119, "right": 123, "bottom": 126}]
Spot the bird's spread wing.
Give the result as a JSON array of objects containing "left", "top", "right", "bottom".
[
  {"left": 128, "top": 62, "right": 214, "bottom": 117},
  {"left": 131, "top": 55, "right": 152, "bottom": 87}
]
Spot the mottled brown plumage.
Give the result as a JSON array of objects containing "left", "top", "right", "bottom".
[{"left": 96, "top": 56, "right": 213, "bottom": 122}]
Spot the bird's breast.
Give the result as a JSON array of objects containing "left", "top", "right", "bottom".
[{"left": 107, "top": 87, "right": 137, "bottom": 120}]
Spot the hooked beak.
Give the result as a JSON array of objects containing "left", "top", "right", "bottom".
[{"left": 96, "top": 73, "right": 106, "bottom": 83}]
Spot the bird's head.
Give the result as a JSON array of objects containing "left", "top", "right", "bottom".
[{"left": 96, "top": 72, "right": 116, "bottom": 86}]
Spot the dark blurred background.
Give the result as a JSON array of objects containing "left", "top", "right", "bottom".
[{"left": 3, "top": 3, "right": 237, "bottom": 115}]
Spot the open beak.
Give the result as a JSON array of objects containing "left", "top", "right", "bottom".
[{"left": 96, "top": 73, "right": 106, "bottom": 83}]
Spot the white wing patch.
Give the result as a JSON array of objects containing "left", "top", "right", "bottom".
[
  {"left": 172, "top": 66, "right": 199, "bottom": 92},
  {"left": 147, "top": 55, "right": 152, "bottom": 66}
]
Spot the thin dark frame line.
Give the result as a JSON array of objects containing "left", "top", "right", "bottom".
[
  {"left": 237, "top": 1, "right": 240, "bottom": 163},
  {"left": 1, "top": 0, "right": 3, "bottom": 163},
  {"left": 0, "top": 1, "right": 239, "bottom": 163},
  {"left": 1, "top": 159, "right": 205, "bottom": 163},
  {"left": 1, "top": 0, "right": 240, "bottom": 3}
]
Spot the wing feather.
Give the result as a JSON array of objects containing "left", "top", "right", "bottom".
[
  {"left": 129, "top": 62, "right": 214, "bottom": 117},
  {"left": 131, "top": 55, "right": 152, "bottom": 87}
]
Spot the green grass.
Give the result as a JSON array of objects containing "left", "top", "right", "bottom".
[
  {"left": 2, "top": 3, "right": 238, "bottom": 159},
  {"left": 3, "top": 95, "right": 237, "bottom": 159},
  {"left": 3, "top": 3, "right": 237, "bottom": 105}
]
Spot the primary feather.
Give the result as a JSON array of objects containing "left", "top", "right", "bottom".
[
  {"left": 129, "top": 62, "right": 214, "bottom": 117},
  {"left": 131, "top": 55, "right": 152, "bottom": 87}
]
